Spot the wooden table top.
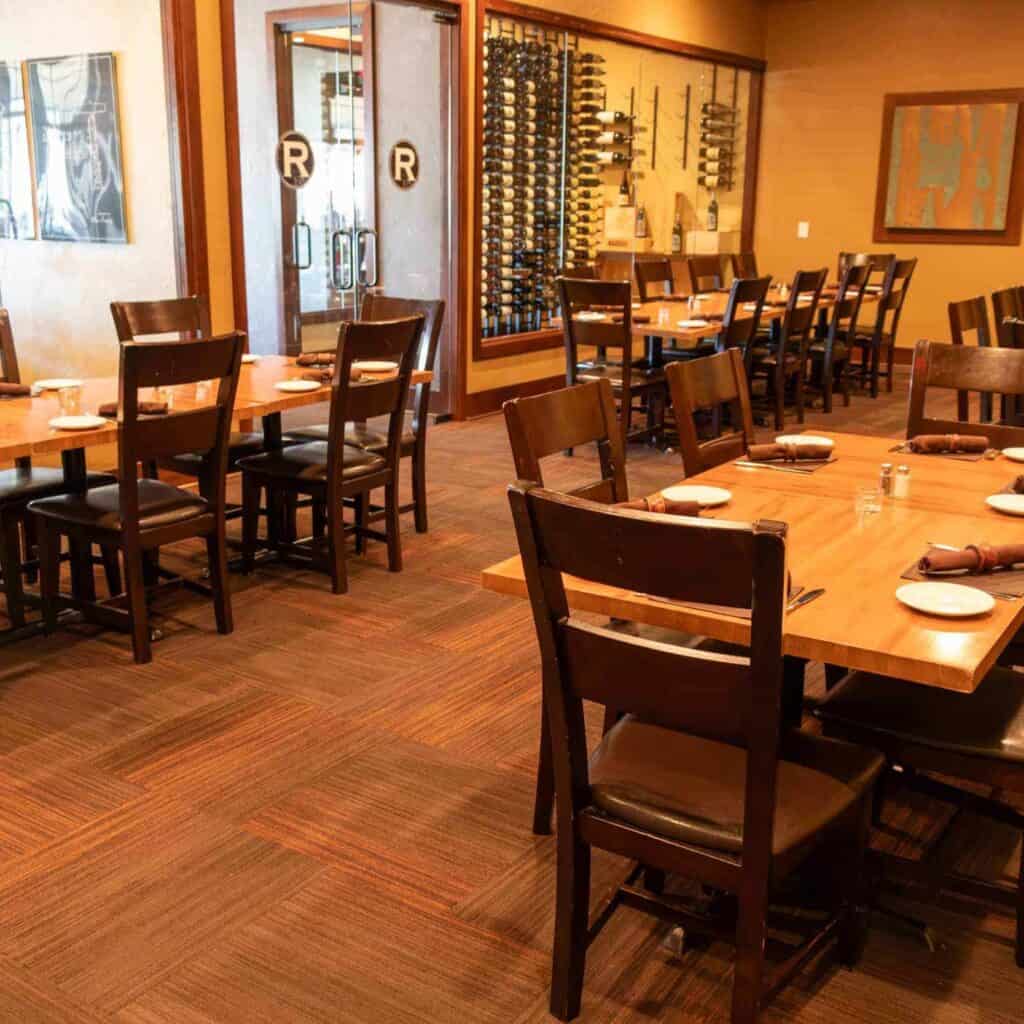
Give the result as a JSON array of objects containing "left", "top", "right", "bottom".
[
  {"left": 0, "top": 356, "right": 431, "bottom": 461},
  {"left": 481, "top": 431, "right": 1024, "bottom": 694}
]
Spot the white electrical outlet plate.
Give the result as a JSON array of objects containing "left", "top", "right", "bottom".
[{"left": 797, "top": 221, "right": 810, "bottom": 239}]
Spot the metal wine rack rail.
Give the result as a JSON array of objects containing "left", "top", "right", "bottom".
[{"left": 480, "top": 17, "right": 605, "bottom": 339}]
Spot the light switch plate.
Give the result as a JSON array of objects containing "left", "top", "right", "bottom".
[{"left": 797, "top": 221, "right": 810, "bottom": 239}]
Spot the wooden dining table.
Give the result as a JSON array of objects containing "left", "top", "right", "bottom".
[{"left": 481, "top": 431, "right": 1024, "bottom": 707}]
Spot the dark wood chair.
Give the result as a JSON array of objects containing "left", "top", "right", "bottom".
[
  {"left": 993, "top": 285, "right": 1024, "bottom": 346},
  {"left": 30, "top": 333, "right": 245, "bottom": 663},
  {"left": 687, "top": 253, "right": 725, "bottom": 292},
  {"left": 665, "top": 349, "right": 755, "bottom": 477},
  {"left": 237, "top": 316, "right": 423, "bottom": 595},
  {"left": 559, "top": 277, "right": 666, "bottom": 447},
  {"left": 749, "top": 268, "right": 827, "bottom": 429},
  {"left": 635, "top": 258, "right": 683, "bottom": 302},
  {"left": 731, "top": 251, "right": 758, "bottom": 280},
  {"left": 806, "top": 262, "right": 871, "bottom": 413},
  {"left": 852, "top": 257, "right": 916, "bottom": 397},
  {"left": 287, "top": 296, "right": 445, "bottom": 534},
  {"left": 0, "top": 310, "right": 118, "bottom": 627},
  {"left": 718, "top": 276, "right": 773, "bottom": 367},
  {"left": 949, "top": 296, "right": 996, "bottom": 422},
  {"left": 509, "top": 483, "right": 883, "bottom": 1023},
  {"left": 837, "top": 250, "right": 893, "bottom": 284},
  {"left": 558, "top": 264, "right": 598, "bottom": 280}
]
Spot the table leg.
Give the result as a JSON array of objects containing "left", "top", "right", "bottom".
[
  {"left": 61, "top": 448, "right": 95, "bottom": 603},
  {"left": 260, "top": 412, "right": 289, "bottom": 545},
  {"left": 781, "top": 654, "right": 806, "bottom": 730}
]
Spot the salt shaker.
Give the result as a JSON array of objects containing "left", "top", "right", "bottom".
[
  {"left": 893, "top": 464, "right": 911, "bottom": 499},
  {"left": 879, "top": 462, "right": 894, "bottom": 497}
]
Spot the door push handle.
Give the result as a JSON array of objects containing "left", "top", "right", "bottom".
[
  {"left": 357, "top": 228, "right": 379, "bottom": 288},
  {"left": 291, "top": 219, "right": 313, "bottom": 270},
  {"left": 331, "top": 229, "right": 354, "bottom": 291}
]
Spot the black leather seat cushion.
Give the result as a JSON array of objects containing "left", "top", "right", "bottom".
[
  {"left": 29, "top": 479, "right": 208, "bottom": 531},
  {"left": 159, "top": 432, "right": 269, "bottom": 473},
  {"left": 589, "top": 716, "right": 884, "bottom": 856},
  {"left": 809, "top": 341, "right": 848, "bottom": 358},
  {"left": 287, "top": 422, "right": 416, "bottom": 456},
  {"left": 815, "top": 666, "right": 1024, "bottom": 765},
  {"left": 577, "top": 365, "right": 665, "bottom": 388},
  {"left": 0, "top": 466, "right": 116, "bottom": 507},
  {"left": 236, "top": 442, "right": 385, "bottom": 482}
]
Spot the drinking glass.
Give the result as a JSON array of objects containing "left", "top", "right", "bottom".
[
  {"left": 57, "top": 385, "right": 81, "bottom": 416},
  {"left": 657, "top": 305, "right": 670, "bottom": 326},
  {"left": 854, "top": 486, "right": 882, "bottom": 526}
]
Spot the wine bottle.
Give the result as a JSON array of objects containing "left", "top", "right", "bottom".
[
  {"left": 595, "top": 151, "right": 628, "bottom": 165},
  {"left": 699, "top": 145, "right": 725, "bottom": 159},
  {"left": 574, "top": 53, "right": 606, "bottom": 65},
  {"left": 671, "top": 214, "right": 683, "bottom": 254},
  {"left": 594, "top": 131, "right": 631, "bottom": 145},
  {"left": 707, "top": 192, "right": 719, "bottom": 232},
  {"left": 618, "top": 170, "right": 631, "bottom": 207},
  {"left": 595, "top": 110, "right": 631, "bottom": 125},
  {"left": 698, "top": 174, "right": 720, "bottom": 188},
  {"left": 700, "top": 117, "right": 735, "bottom": 131},
  {"left": 634, "top": 202, "right": 648, "bottom": 239},
  {"left": 698, "top": 159, "right": 730, "bottom": 173},
  {"left": 700, "top": 101, "right": 734, "bottom": 116}
]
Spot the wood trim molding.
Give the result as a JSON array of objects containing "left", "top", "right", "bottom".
[
  {"left": 462, "top": 372, "right": 564, "bottom": 418},
  {"left": 161, "top": 0, "right": 210, "bottom": 300},
  {"left": 872, "top": 89, "right": 1024, "bottom": 247},
  {"left": 740, "top": 69, "right": 764, "bottom": 254}
]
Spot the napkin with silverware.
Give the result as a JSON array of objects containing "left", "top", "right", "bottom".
[
  {"left": 908, "top": 434, "right": 988, "bottom": 454},
  {"left": 98, "top": 401, "right": 168, "bottom": 418},
  {"left": 918, "top": 543, "right": 1024, "bottom": 574},
  {"left": 0, "top": 382, "right": 30, "bottom": 398},
  {"left": 296, "top": 351, "right": 335, "bottom": 366},
  {"left": 301, "top": 366, "right": 363, "bottom": 385},
  {"left": 747, "top": 442, "right": 833, "bottom": 462},
  {"left": 613, "top": 495, "right": 700, "bottom": 517}
]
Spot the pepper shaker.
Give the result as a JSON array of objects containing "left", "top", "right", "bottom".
[{"left": 879, "top": 462, "right": 894, "bottom": 497}]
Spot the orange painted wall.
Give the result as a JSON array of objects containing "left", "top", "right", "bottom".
[{"left": 755, "top": 0, "right": 1024, "bottom": 349}]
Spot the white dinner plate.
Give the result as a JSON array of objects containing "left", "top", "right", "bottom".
[
  {"left": 677, "top": 319, "right": 709, "bottom": 328},
  {"left": 1003, "top": 447, "right": 1024, "bottom": 463},
  {"left": 776, "top": 434, "right": 834, "bottom": 449},
  {"left": 354, "top": 361, "right": 399, "bottom": 373},
  {"left": 986, "top": 493, "right": 1024, "bottom": 516},
  {"left": 742, "top": 302, "right": 759, "bottom": 310},
  {"left": 865, "top": 284, "right": 883, "bottom": 293},
  {"left": 694, "top": 293, "right": 710, "bottom": 301},
  {"left": 575, "top": 311, "right": 606, "bottom": 322},
  {"left": 34, "top": 378, "right": 83, "bottom": 391},
  {"left": 274, "top": 379, "right": 322, "bottom": 393},
  {"left": 48, "top": 415, "right": 107, "bottom": 431},
  {"left": 661, "top": 484, "right": 731, "bottom": 508},
  {"left": 895, "top": 581, "right": 995, "bottom": 618},
  {"left": 631, "top": 302, "right": 642, "bottom": 309},
  {"left": 241, "top": 354, "right": 261, "bottom": 364}
]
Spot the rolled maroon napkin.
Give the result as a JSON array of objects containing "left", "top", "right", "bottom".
[
  {"left": 919, "top": 543, "right": 1024, "bottom": 574},
  {"left": 98, "top": 401, "right": 168, "bottom": 418},
  {"left": 747, "top": 442, "right": 833, "bottom": 462},
  {"left": 301, "top": 366, "right": 363, "bottom": 385},
  {"left": 296, "top": 351, "right": 335, "bottom": 367},
  {"left": 611, "top": 313, "right": 651, "bottom": 324},
  {"left": 1011, "top": 476, "right": 1024, "bottom": 494},
  {"left": 0, "top": 382, "right": 30, "bottom": 397},
  {"left": 908, "top": 434, "right": 988, "bottom": 454},
  {"left": 613, "top": 495, "right": 701, "bottom": 517}
]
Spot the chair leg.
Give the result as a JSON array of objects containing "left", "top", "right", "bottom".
[
  {"left": 240, "top": 475, "right": 260, "bottom": 574},
  {"left": 100, "top": 545, "right": 122, "bottom": 597},
  {"left": 1017, "top": 834, "right": 1024, "bottom": 967},
  {"left": 0, "top": 512, "right": 26, "bottom": 628},
  {"left": 36, "top": 520, "right": 61, "bottom": 633},
  {"left": 795, "top": 371, "right": 805, "bottom": 424},
  {"left": 774, "top": 378, "right": 785, "bottom": 431},
  {"left": 822, "top": 357, "right": 834, "bottom": 415},
  {"left": 884, "top": 340, "right": 894, "bottom": 394},
  {"left": 204, "top": 528, "right": 233, "bottom": 635},
  {"left": 312, "top": 500, "right": 326, "bottom": 542},
  {"left": 837, "top": 797, "right": 872, "bottom": 968},
  {"left": 533, "top": 706, "right": 554, "bottom": 835},
  {"left": 549, "top": 829, "right": 591, "bottom": 1022},
  {"left": 122, "top": 548, "right": 152, "bottom": 664},
  {"left": 326, "top": 498, "right": 348, "bottom": 595},
  {"left": 22, "top": 514, "right": 38, "bottom": 584},
  {"left": 731, "top": 883, "right": 770, "bottom": 1024},
  {"left": 354, "top": 494, "right": 367, "bottom": 555},
  {"left": 384, "top": 483, "right": 402, "bottom": 572},
  {"left": 412, "top": 444, "right": 428, "bottom": 534},
  {"left": 141, "top": 549, "right": 160, "bottom": 589}
]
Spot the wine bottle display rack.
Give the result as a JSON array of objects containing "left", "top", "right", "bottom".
[{"left": 480, "top": 16, "right": 612, "bottom": 340}]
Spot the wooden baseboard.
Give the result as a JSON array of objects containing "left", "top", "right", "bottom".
[{"left": 461, "top": 375, "right": 565, "bottom": 419}]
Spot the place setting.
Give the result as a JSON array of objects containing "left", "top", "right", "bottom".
[
  {"left": 889, "top": 433, "right": 994, "bottom": 462},
  {"left": 734, "top": 434, "right": 837, "bottom": 473}
]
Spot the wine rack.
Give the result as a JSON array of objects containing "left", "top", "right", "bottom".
[
  {"left": 479, "top": 16, "right": 613, "bottom": 340},
  {"left": 696, "top": 69, "right": 740, "bottom": 192}
]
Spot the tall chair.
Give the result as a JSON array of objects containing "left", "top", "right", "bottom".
[
  {"left": 852, "top": 256, "right": 916, "bottom": 397},
  {"left": 718, "top": 276, "right": 773, "bottom": 366},
  {"left": 509, "top": 483, "right": 883, "bottom": 1023},
  {"left": 731, "top": 251, "right": 759, "bottom": 280},
  {"left": 237, "top": 317, "right": 423, "bottom": 595},
  {"left": 634, "top": 258, "right": 681, "bottom": 302},
  {"left": 806, "top": 262, "right": 871, "bottom": 413},
  {"left": 30, "top": 333, "right": 245, "bottom": 663},
  {"left": 0, "top": 311, "right": 117, "bottom": 627},
  {"left": 287, "top": 296, "right": 446, "bottom": 534},
  {"left": 749, "top": 268, "right": 827, "bottom": 428},
  {"left": 837, "top": 250, "right": 893, "bottom": 285},
  {"left": 687, "top": 253, "right": 725, "bottom": 292},
  {"left": 992, "top": 285, "right": 1024, "bottom": 346},
  {"left": 559, "top": 277, "right": 665, "bottom": 447},
  {"left": 948, "top": 296, "right": 995, "bottom": 422},
  {"left": 665, "top": 349, "right": 755, "bottom": 477}
]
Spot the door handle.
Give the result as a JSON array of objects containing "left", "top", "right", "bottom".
[
  {"left": 331, "top": 229, "right": 354, "bottom": 290},
  {"left": 357, "top": 228, "right": 379, "bottom": 287},
  {"left": 291, "top": 219, "right": 312, "bottom": 270}
]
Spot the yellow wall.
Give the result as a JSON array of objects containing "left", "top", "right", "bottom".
[{"left": 755, "top": 0, "right": 1024, "bottom": 349}]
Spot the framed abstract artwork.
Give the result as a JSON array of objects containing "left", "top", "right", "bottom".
[
  {"left": 873, "top": 89, "right": 1024, "bottom": 246},
  {"left": 25, "top": 52, "right": 127, "bottom": 244},
  {"left": 0, "top": 61, "right": 36, "bottom": 240}
]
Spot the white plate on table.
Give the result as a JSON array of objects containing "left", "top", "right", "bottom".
[
  {"left": 1003, "top": 447, "right": 1024, "bottom": 462},
  {"left": 742, "top": 302, "right": 759, "bottom": 311},
  {"left": 354, "top": 360, "right": 398, "bottom": 373},
  {"left": 241, "top": 354, "right": 261, "bottom": 364},
  {"left": 575, "top": 311, "right": 606, "bottom": 322},
  {"left": 677, "top": 319, "right": 709, "bottom": 328},
  {"left": 896, "top": 581, "right": 995, "bottom": 618},
  {"left": 776, "top": 434, "right": 834, "bottom": 449},
  {"left": 274, "top": 379, "right": 322, "bottom": 393},
  {"left": 34, "top": 378, "right": 83, "bottom": 391},
  {"left": 632, "top": 302, "right": 642, "bottom": 309},
  {"left": 694, "top": 293, "right": 710, "bottom": 301},
  {"left": 986, "top": 493, "right": 1024, "bottom": 516},
  {"left": 661, "top": 484, "right": 731, "bottom": 508},
  {"left": 48, "top": 415, "right": 107, "bottom": 431}
]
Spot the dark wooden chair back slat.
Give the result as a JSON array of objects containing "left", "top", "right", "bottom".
[
  {"left": 687, "top": 254, "right": 724, "bottom": 292},
  {"left": 666, "top": 349, "right": 755, "bottom": 477},
  {"left": 837, "top": 251, "right": 894, "bottom": 285},
  {"left": 558, "top": 277, "right": 632, "bottom": 351},
  {"left": 117, "top": 333, "right": 245, "bottom": 524},
  {"left": 780, "top": 267, "right": 828, "bottom": 344},
  {"left": 0, "top": 309, "right": 21, "bottom": 384},
  {"left": 503, "top": 379, "right": 628, "bottom": 504},
  {"left": 110, "top": 296, "right": 213, "bottom": 342},
  {"left": 992, "top": 286, "right": 1024, "bottom": 347},
  {"left": 635, "top": 259, "right": 675, "bottom": 302},
  {"left": 558, "top": 264, "right": 598, "bottom": 280},
  {"left": 949, "top": 295, "right": 996, "bottom": 421},
  {"left": 730, "top": 252, "right": 758, "bottom": 280},
  {"left": 907, "top": 339, "right": 1024, "bottom": 448},
  {"left": 721, "top": 276, "right": 772, "bottom": 357}
]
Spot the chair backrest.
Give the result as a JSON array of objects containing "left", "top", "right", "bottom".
[
  {"left": 665, "top": 349, "right": 755, "bottom": 476},
  {"left": 634, "top": 258, "right": 675, "bottom": 302},
  {"left": 0, "top": 309, "right": 21, "bottom": 384},
  {"left": 778, "top": 268, "right": 827, "bottom": 352},
  {"left": 823, "top": 262, "right": 871, "bottom": 349},
  {"left": 508, "top": 482, "right": 788, "bottom": 868},
  {"left": 992, "top": 285, "right": 1024, "bottom": 346},
  {"left": 949, "top": 296, "right": 996, "bottom": 421},
  {"left": 837, "top": 251, "right": 894, "bottom": 285},
  {"left": 687, "top": 254, "right": 724, "bottom": 292},
  {"left": 730, "top": 252, "right": 758, "bottom": 280},
  {"left": 907, "top": 339, "right": 1024, "bottom": 448},
  {"left": 110, "top": 296, "right": 213, "bottom": 343},
  {"left": 117, "top": 332, "right": 245, "bottom": 526},
  {"left": 720, "top": 276, "right": 772, "bottom": 358},
  {"left": 360, "top": 294, "right": 445, "bottom": 434},
  {"left": 558, "top": 264, "right": 598, "bottom": 280},
  {"left": 868, "top": 256, "right": 916, "bottom": 339},
  {"left": 503, "top": 379, "right": 627, "bottom": 503}
]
